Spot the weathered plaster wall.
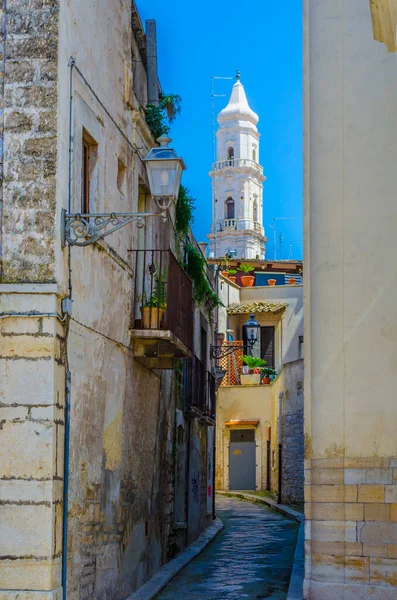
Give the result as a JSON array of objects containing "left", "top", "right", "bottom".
[
  {"left": 216, "top": 385, "right": 272, "bottom": 491},
  {"left": 0, "top": 2, "right": 214, "bottom": 599},
  {"left": 305, "top": 0, "right": 397, "bottom": 596},
  {"left": 216, "top": 359, "right": 304, "bottom": 502},
  {"left": 239, "top": 284, "right": 303, "bottom": 366}
]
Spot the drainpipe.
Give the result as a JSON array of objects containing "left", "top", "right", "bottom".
[
  {"left": 62, "top": 371, "right": 71, "bottom": 600},
  {"left": 184, "top": 418, "right": 191, "bottom": 546},
  {"left": 277, "top": 391, "right": 284, "bottom": 505},
  {"left": 62, "top": 56, "right": 75, "bottom": 600},
  {"left": 266, "top": 427, "right": 271, "bottom": 491}
]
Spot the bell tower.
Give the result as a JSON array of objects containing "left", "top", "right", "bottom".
[{"left": 207, "top": 73, "right": 267, "bottom": 259}]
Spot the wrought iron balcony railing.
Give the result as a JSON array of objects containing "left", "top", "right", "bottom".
[
  {"left": 131, "top": 249, "right": 193, "bottom": 353},
  {"left": 184, "top": 356, "right": 216, "bottom": 425}
]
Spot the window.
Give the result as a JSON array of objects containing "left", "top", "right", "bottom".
[
  {"left": 81, "top": 130, "right": 98, "bottom": 214},
  {"left": 117, "top": 158, "right": 126, "bottom": 195},
  {"left": 227, "top": 147, "right": 234, "bottom": 161},
  {"left": 253, "top": 199, "right": 258, "bottom": 222},
  {"left": 82, "top": 140, "right": 90, "bottom": 213},
  {"left": 225, "top": 197, "right": 235, "bottom": 219},
  {"left": 230, "top": 429, "right": 255, "bottom": 443},
  {"left": 252, "top": 148, "right": 257, "bottom": 162},
  {"left": 261, "top": 326, "right": 275, "bottom": 369}
]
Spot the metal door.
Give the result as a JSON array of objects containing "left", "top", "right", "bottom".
[{"left": 229, "top": 429, "right": 256, "bottom": 490}]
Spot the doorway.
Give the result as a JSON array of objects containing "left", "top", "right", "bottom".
[{"left": 229, "top": 429, "right": 256, "bottom": 490}]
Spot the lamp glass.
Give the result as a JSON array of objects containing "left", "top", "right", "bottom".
[
  {"left": 243, "top": 313, "right": 260, "bottom": 345},
  {"left": 146, "top": 159, "right": 183, "bottom": 199}
]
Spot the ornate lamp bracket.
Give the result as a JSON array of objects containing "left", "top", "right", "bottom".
[
  {"left": 61, "top": 209, "right": 161, "bottom": 247},
  {"left": 210, "top": 341, "right": 254, "bottom": 360}
]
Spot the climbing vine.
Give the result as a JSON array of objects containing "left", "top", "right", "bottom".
[
  {"left": 185, "top": 244, "right": 222, "bottom": 310},
  {"left": 175, "top": 185, "right": 195, "bottom": 235},
  {"left": 145, "top": 93, "right": 182, "bottom": 140}
]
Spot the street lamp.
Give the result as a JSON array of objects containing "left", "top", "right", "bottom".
[
  {"left": 210, "top": 313, "right": 260, "bottom": 359},
  {"left": 143, "top": 136, "right": 186, "bottom": 211},
  {"left": 61, "top": 136, "right": 185, "bottom": 247},
  {"left": 242, "top": 313, "right": 260, "bottom": 355}
]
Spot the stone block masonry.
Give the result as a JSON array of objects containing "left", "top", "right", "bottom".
[
  {"left": 0, "top": 308, "right": 65, "bottom": 598},
  {"left": 304, "top": 457, "right": 397, "bottom": 598},
  {"left": 2, "top": 0, "right": 59, "bottom": 282}
]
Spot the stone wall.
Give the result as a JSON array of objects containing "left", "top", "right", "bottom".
[
  {"left": 304, "top": 0, "right": 397, "bottom": 596},
  {"left": 2, "top": 0, "right": 59, "bottom": 282},
  {"left": 0, "top": 291, "right": 65, "bottom": 599},
  {"left": 271, "top": 359, "right": 304, "bottom": 506},
  {"left": 0, "top": 1, "right": 215, "bottom": 599}
]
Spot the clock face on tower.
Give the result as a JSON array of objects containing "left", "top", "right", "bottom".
[{"left": 207, "top": 77, "right": 267, "bottom": 260}]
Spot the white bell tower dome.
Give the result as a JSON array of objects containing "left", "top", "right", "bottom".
[{"left": 207, "top": 73, "right": 267, "bottom": 259}]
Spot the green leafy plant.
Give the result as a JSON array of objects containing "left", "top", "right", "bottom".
[
  {"left": 238, "top": 264, "right": 255, "bottom": 274},
  {"left": 175, "top": 185, "right": 195, "bottom": 235},
  {"left": 142, "top": 269, "right": 167, "bottom": 309},
  {"left": 185, "top": 245, "right": 222, "bottom": 311},
  {"left": 226, "top": 269, "right": 237, "bottom": 276},
  {"left": 261, "top": 366, "right": 277, "bottom": 377},
  {"left": 145, "top": 94, "right": 182, "bottom": 140},
  {"left": 242, "top": 355, "right": 267, "bottom": 373}
]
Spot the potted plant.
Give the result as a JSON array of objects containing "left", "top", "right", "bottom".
[
  {"left": 220, "top": 256, "right": 230, "bottom": 278},
  {"left": 261, "top": 366, "right": 277, "bottom": 385},
  {"left": 288, "top": 278, "right": 296, "bottom": 285},
  {"left": 141, "top": 270, "right": 167, "bottom": 329},
  {"left": 226, "top": 268, "right": 237, "bottom": 283},
  {"left": 241, "top": 355, "right": 267, "bottom": 385},
  {"left": 238, "top": 264, "right": 255, "bottom": 287},
  {"left": 268, "top": 278, "right": 276, "bottom": 287}
]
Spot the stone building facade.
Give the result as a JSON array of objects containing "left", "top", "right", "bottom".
[
  {"left": 207, "top": 77, "right": 267, "bottom": 260},
  {"left": 215, "top": 275, "right": 304, "bottom": 505},
  {"left": 0, "top": 2, "right": 216, "bottom": 599},
  {"left": 304, "top": 0, "right": 397, "bottom": 597}
]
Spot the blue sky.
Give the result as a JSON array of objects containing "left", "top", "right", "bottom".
[{"left": 137, "top": 1, "right": 303, "bottom": 260}]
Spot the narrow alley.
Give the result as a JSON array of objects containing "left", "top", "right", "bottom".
[{"left": 156, "top": 495, "right": 299, "bottom": 600}]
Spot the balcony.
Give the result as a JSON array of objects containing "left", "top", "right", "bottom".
[
  {"left": 213, "top": 158, "right": 263, "bottom": 175},
  {"left": 223, "top": 219, "right": 237, "bottom": 230},
  {"left": 185, "top": 357, "right": 216, "bottom": 426},
  {"left": 130, "top": 249, "right": 193, "bottom": 369}
]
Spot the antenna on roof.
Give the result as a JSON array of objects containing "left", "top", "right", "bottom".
[
  {"left": 268, "top": 217, "right": 292, "bottom": 260},
  {"left": 211, "top": 75, "right": 234, "bottom": 258}
]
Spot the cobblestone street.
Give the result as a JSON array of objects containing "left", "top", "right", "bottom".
[{"left": 156, "top": 495, "right": 299, "bottom": 599}]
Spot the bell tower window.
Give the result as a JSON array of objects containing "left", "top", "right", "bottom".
[
  {"left": 225, "top": 197, "right": 235, "bottom": 219},
  {"left": 252, "top": 148, "right": 257, "bottom": 162},
  {"left": 253, "top": 199, "right": 258, "bottom": 222},
  {"left": 227, "top": 147, "right": 234, "bottom": 164}
]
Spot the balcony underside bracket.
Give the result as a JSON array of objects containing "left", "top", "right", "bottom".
[{"left": 131, "top": 329, "right": 192, "bottom": 370}]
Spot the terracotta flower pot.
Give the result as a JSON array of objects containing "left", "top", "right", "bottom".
[
  {"left": 228, "top": 276, "right": 237, "bottom": 284},
  {"left": 268, "top": 279, "right": 276, "bottom": 286},
  {"left": 240, "top": 275, "right": 255, "bottom": 287},
  {"left": 141, "top": 307, "right": 165, "bottom": 329},
  {"left": 288, "top": 278, "right": 296, "bottom": 285},
  {"left": 221, "top": 271, "right": 229, "bottom": 278},
  {"left": 262, "top": 377, "right": 271, "bottom": 385}
]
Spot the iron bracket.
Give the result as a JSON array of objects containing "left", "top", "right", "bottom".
[
  {"left": 210, "top": 342, "right": 253, "bottom": 360},
  {"left": 61, "top": 209, "right": 161, "bottom": 247}
]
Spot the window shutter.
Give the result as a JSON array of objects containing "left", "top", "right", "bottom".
[{"left": 261, "top": 326, "right": 275, "bottom": 369}]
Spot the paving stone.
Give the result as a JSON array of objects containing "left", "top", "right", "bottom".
[{"left": 155, "top": 495, "right": 299, "bottom": 599}]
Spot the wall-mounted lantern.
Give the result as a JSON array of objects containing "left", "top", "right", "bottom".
[
  {"left": 143, "top": 136, "right": 186, "bottom": 212},
  {"left": 61, "top": 136, "right": 185, "bottom": 247},
  {"left": 242, "top": 313, "right": 260, "bottom": 352},
  {"left": 210, "top": 313, "right": 260, "bottom": 359}
]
